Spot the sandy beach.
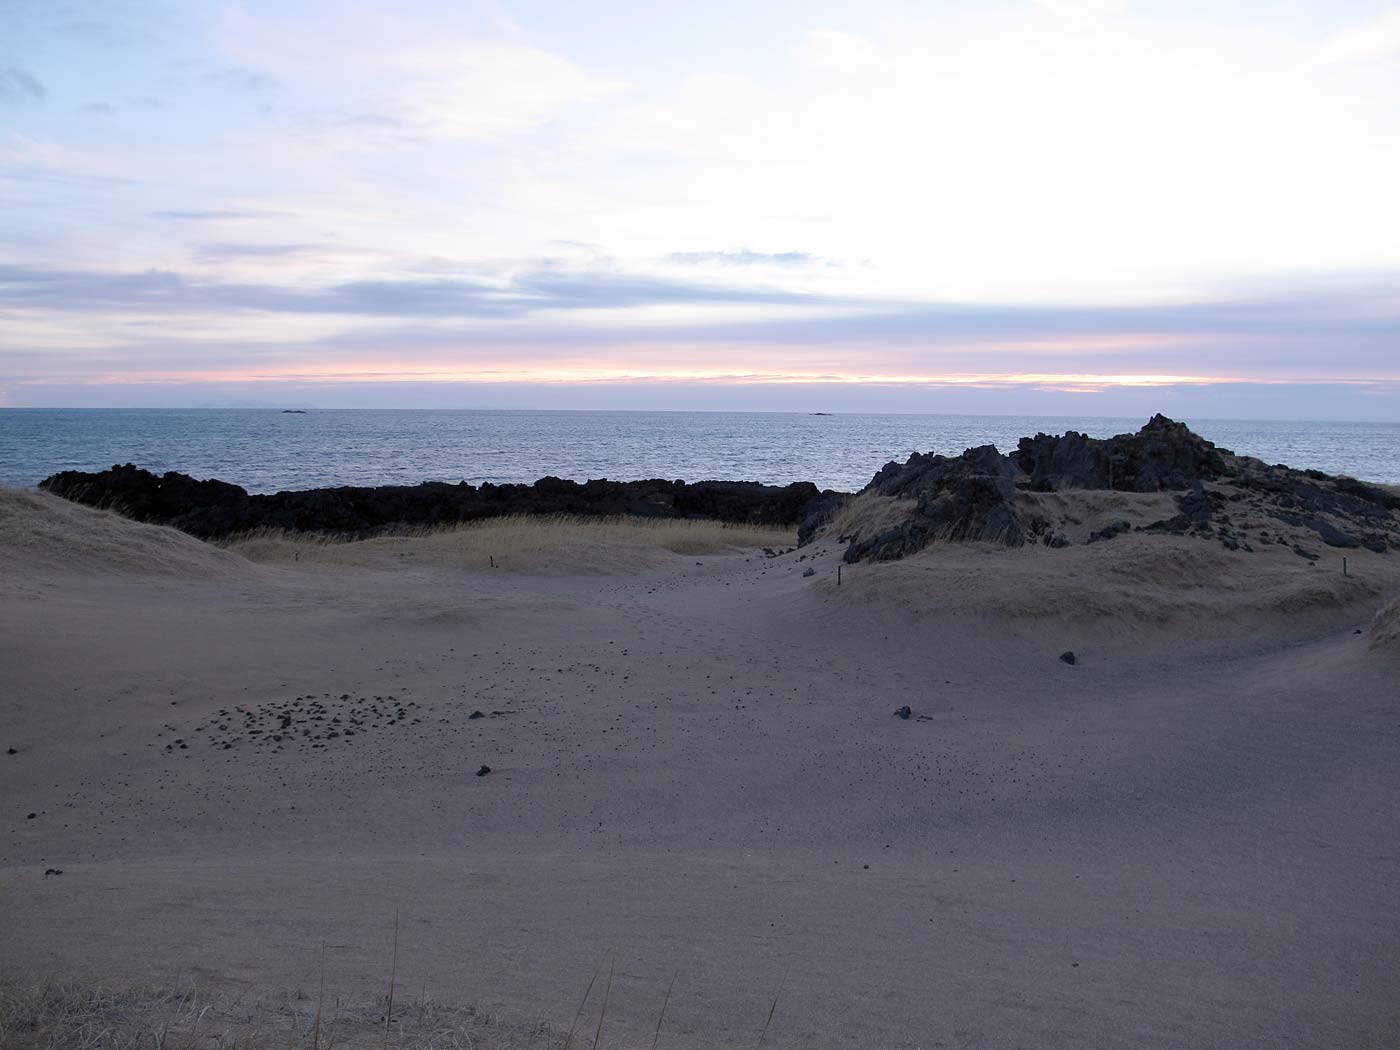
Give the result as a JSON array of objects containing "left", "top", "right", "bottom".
[{"left": 3, "top": 484, "right": 1399, "bottom": 1048}]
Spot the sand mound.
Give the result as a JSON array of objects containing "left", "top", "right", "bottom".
[
  {"left": 1370, "top": 597, "right": 1400, "bottom": 653},
  {"left": 0, "top": 486, "right": 253, "bottom": 594},
  {"left": 814, "top": 529, "right": 1398, "bottom": 647}
]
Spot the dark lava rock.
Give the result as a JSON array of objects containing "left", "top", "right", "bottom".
[
  {"left": 469, "top": 710, "right": 485, "bottom": 720},
  {"left": 476, "top": 764, "right": 492, "bottom": 777},
  {"left": 894, "top": 705, "right": 912, "bottom": 720},
  {"left": 1087, "top": 520, "right": 1132, "bottom": 544},
  {"left": 1012, "top": 414, "right": 1225, "bottom": 492},
  {"left": 1059, "top": 651, "right": 1077, "bottom": 665},
  {"left": 5, "top": 747, "right": 15, "bottom": 755},
  {"left": 802, "top": 567, "right": 816, "bottom": 577},
  {"left": 40, "top": 464, "right": 841, "bottom": 539},
  {"left": 26, "top": 812, "right": 36, "bottom": 819},
  {"left": 44, "top": 868, "right": 63, "bottom": 876},
  {"left": 797, "top": 490, "right": 850, "bottom": 546},
  {"left": 829, "top": 416, "right": 1399, "bottom": 563},
  {"left": 844, "top": 443, "right": 1074, "bottom": 561}
]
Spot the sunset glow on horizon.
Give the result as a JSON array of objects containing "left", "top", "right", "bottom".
[{"left": 4, "top": 1, "right": 1400, "bottom": 418}]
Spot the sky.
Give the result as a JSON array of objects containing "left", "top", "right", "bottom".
[{"left": 2, "top": 0, "right": 1400, "bottom": 418}]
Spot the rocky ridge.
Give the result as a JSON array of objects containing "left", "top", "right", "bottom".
[
  {"left": 806, "top": 415, "right": 1400, "bottom": 563},
  {"left": 37, "top": 464, "right": 833, "bottom": 539}
]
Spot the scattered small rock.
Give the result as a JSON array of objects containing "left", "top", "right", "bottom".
[
  {"left": 802, "top": 567, "right": 816, "bottom": 577},
  {"left": 5, "top": 747, "right": 16, "bottom": 755},
  {"left": 469, "top": 710, "right": 485, "bottom": 720},
  {"left": 1059, "top": 651, "right": 1077, "bottom": 665},
  {"left": 26, "top": 812, "right": 36, "bottom": 820},
  {"left": 476, "top": 764, "right": 492, "bottom": 777},
  {"left": 44, "top": 868, "right": 63, "bottom": 876},
  {"left": 894, "top": 705, "right": 912, "bottom": 720}
]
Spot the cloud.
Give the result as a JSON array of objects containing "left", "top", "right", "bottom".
[
  {"left": 0, "top": 135, "right": 133, "bottom": 185},
  {"left": 1033, "top": 0, "right": 1125, "bottom": 20},
  {"left": 151, "top": 210, "right": 282, "bottom": 221},
  {"left": 0, "top": 263, "right": 826, "bottom": 318},
  {"left": 796, "top": 30, "right": 880, "bottom": 70},
  {"left": 0, "top": 67, "right": 46, "bottom": 104},
  {"left": 667, "top": 250, "right": 817, "bottom": 267},
  {"left": 79, "top": 102, "right": 118, "bottom": 116},
  {"left": 374, "top": 41, "right": 619, "bottom": 141},
  {"left": 195, "top": 243, "right": 321, "bottom": 260},
  {"left": 1318, "top": 5, "right": 1400, "bottom": 64},
  {"left": 205, "top": 67, "right": 278, "bottom": 93}
]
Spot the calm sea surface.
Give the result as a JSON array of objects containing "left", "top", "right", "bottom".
[{"left": 2, "top": 409, "right": 1397, "bottom": 493}]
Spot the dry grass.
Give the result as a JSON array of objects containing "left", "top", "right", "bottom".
[
  {"left": 1371, "top": 595, "right": 1400, "bottom": 652},
  {"left": 823, "top": 491, "right": 910, "bottom": 542},
  {"left": 222, "top": 515, "right": 796, "bottom": 574},
  {"left": 0, "top": 979, "right": 563, "bottom": 1050}
]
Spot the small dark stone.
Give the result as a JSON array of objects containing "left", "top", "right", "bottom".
[
  {"left": 476, "top": 764, "right": 492, "bottom": 777},
  {"left": 26, "top": 812, "right": 36, "bottom": 820},
  {"left": 1059, "top": 651, "right": 1077, "bottom": 665},
  {"left": 894, "top": 705, "right": 912, "bottom": 720},
  {"left": 802, "top": 567, "right": 816, "bottom": 577},
  {"left": 5, "top": 747, "right": 15, "bottom": 755},
  {"left": 469, "top": 710, "right": 485, "bottom": 720}
]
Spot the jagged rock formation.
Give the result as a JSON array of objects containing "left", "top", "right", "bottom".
[
  {"left": 38, "top": 464, "right": 834, "bottom": 539},
  {"left": 820, "top": 415, "right": 1400, "bottom": 564}
]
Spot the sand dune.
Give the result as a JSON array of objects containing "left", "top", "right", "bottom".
[
  {"left": 0, "top": 487, "right": 254, "bottom": 596},
  {"left": 810, "top": 530, "right": 1398, "bottom": 650},
  {"left": 3, "top": 488, "right": 1399, "bottom": 1048}
]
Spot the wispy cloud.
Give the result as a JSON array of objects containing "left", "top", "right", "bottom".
[
  {"left": 1318, "top": 5, "right": 1400, "bottom": 64},
  {"left": 0, "top": 263, "right": 829, "bottom": 318},
  {"left": 205, "top": 67, "right": 278, "bottom": 93},
  {"left": 195, "top": 243, "right": 323, "bottom": 260},
  {"left": 667, "top": 250, "right": 817, "bottom": 267},
  {"left": 151, "top": 209, "right": 282, "bottom": 221},
  {"left": 0, "top": 67, "right": 46, "bottom": 104}
]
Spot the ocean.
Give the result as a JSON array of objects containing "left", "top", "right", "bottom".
[{"left": 2, "top": 408, "right": 1397, "bottom": 493}]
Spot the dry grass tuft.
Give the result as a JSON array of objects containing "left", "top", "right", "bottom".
[
  {"left": 0, "top": 979, "right": 561, "bottom": 1050},
  {"left": 823, "top": 491, "right": 910, "bottom": 543},
  {"left": 223, "top": 515, "right": 796, "bottom": 574},
  {"left": 1370, "top": 595, "right": 1400, "bottom": 652}
]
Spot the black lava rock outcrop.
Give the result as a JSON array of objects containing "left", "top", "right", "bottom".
[
  {"left": 39, "top": 464, "right": 836, "bottom": 539},
  {"left": 834, "top": 415, "right": 1399, "bottom": 563},
  {"left": 1011, "top": 414, "right": 1226, "bottom": 491}
]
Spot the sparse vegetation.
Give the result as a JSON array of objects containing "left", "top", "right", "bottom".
[
  {"left": 222, "top": 515, "right": 797, "bottom": 573},
  {"left": 0, "top": 979, "right": 561, "bottom": 1050},
  {"left": 823, "top": 491, "right": 908, "bottom": 543}
]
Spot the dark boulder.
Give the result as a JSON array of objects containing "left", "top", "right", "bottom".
[
  {"left": 797, "top": 490, "right": 849, "bottom": 546},
  {"left": 844, "top": 445, "right": 1062, "bottom": 562}
]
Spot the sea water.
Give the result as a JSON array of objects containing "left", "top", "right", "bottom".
[{"left": 2, "top": 408, "right": 1397, "bottom": 493}]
